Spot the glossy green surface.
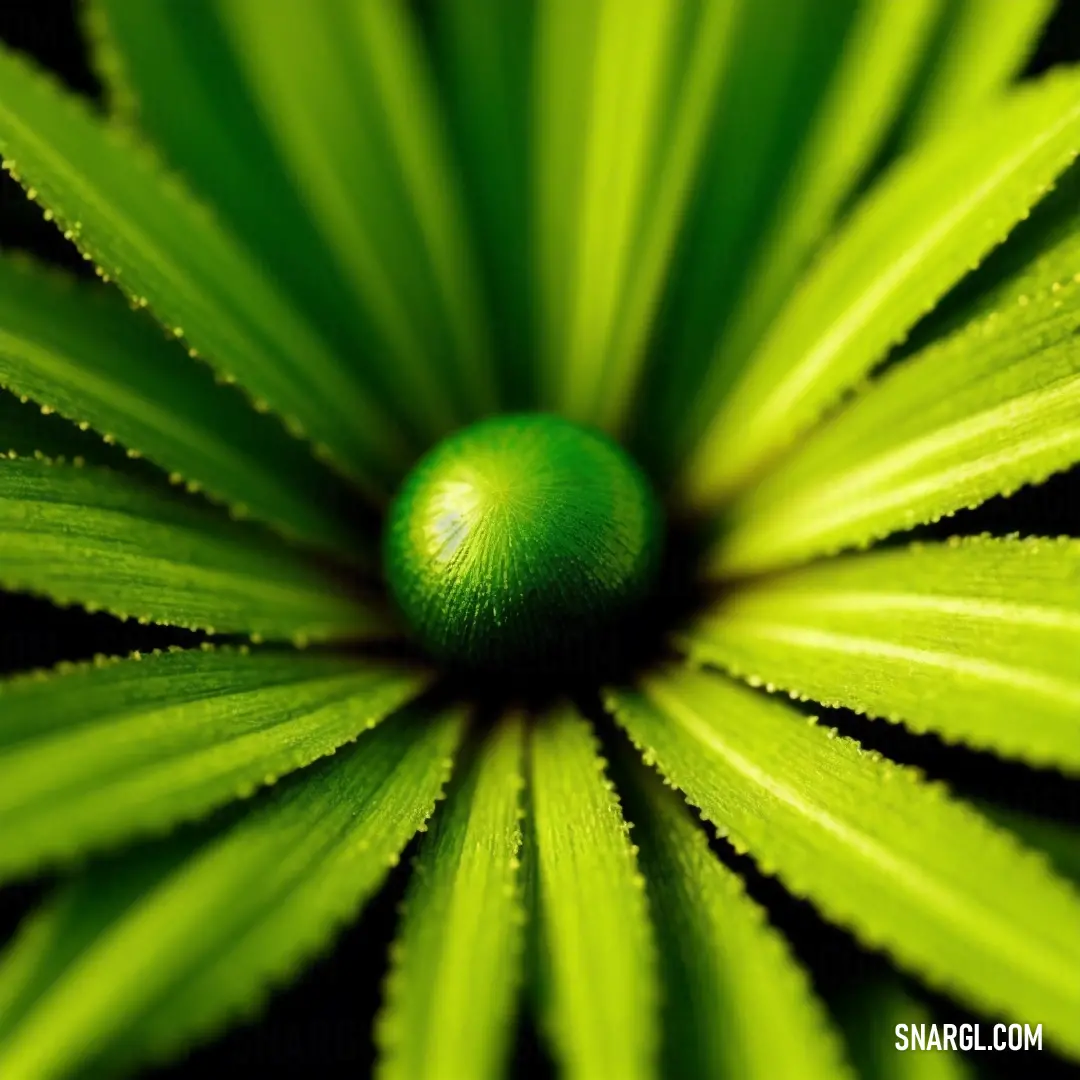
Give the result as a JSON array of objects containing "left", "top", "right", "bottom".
[{"left": 384, "top": 414, "right": 662, "bottom": 671}]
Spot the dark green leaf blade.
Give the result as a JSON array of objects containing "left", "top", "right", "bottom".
[
  {"left": 529, "top": 705, "right": 658, "bottom": 1080},
  {"left": 0, "top": 708, "right": 463, "bottom": 1079},
  {"left": 0, "top": 254, "right": 359, "bottom": 551},
  {"left": 625, "top": 763, "right": 853, "bottom": 1080},
  {"left": 0, "top": 385, "right": 136, "bottom": 471},
  {"left": 631, "top": 0, "right": 859, "bottom": 476},
  {"left": 0, "top": 41, "right": 406, "bottom": 493},
  {"left": 683, "top": 67, "right": 1080, "bottom": 506},
  {"left": 605, "top": 667, "right": 1080, "bottom": 1059},
  {"left": 377, "top": 716, "right": 525, "bottom": 1080},
  {"left": 684, "top": 538, "right": 1080, "bottom": 772},
  {"left": 215, "top": 0, "right": 496, "bottom": 431},
  {"left": 85, "top": 0, "right": 431, "bottom": 450},
  {"left": 0, "top": 458, "right": 389, "bottom": 640},
  {"left": 0, "top": 646, "right": 430, "bottom": 879}
]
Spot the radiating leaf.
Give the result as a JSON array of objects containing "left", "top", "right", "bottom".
[
  {"left": 685, "top": 537, "right": 1080, "bottom": 771},
  {"left": 534, "top": 0, "right": 737, "bottom": 433},
  {"left": 903, "top": 0, "right": 1056, "bottom": 145},
  {"left": 85, "top": 0, "right": 430, "bottom": 450},
  {"left": 423, "top": 0, "right": 535, "bottom": 410},
  {"left": 0, "top": 41, "right": 405, "bottom": 494},
  {"left": 0, "top": 458, "right": 388, "bottom": 639},
  {"left": 624, "top": 762, "right": 852, "bottom": 1080},
  {"left": 715, "top": 0, "right": 943, "bottom": 377},
  {"left": 0, "top": 646, "right": 430, "bottom": 879},
  {"left": 529, "top": 705, "right": 657, "bottom": 1080},
  {"left": 217, "top": 0, "right": 495, "bottom": 433},
  {"left": 0, "top": 253, "right": 359, "bottom": 551},
  {"left": 0, "top": 709, "right": 463, "bottom": 1080},
  {"left": 841, "top": 980, "right": 972, "bottom": 1080},
  {"left": 377, "top": 715, "right": 525, "bottom": 1080},
  {"left": 683, "top": 67, "right": 1080, "bottom": 506},
  {"left": 605, "top": 667, "right": 1080, "bottom": 1058},
  {"left": 632, "top": 0, "right": 858, "bottom": 475},
  {"left": 979, "top": 806, "right": 1080, "bottom": 885},
  {"left": 0, "top": 385, "right": 132, "bottom": 470},
  {"left": 714, "top": 263, "right": 1080, "bottom": 573}
]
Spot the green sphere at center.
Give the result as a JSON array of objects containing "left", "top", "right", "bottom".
[{"left": 383, "top": 414, "right": 663, "bottom": 672}]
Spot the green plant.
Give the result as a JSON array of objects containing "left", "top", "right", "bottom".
[{"left": 0, "top": 1, "right": 1078, "bottom": 1078}]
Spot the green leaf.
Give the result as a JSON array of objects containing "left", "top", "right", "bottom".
[
  {"left": 979, "top": 806, "right": 1080, "bottom": 886},
  {"left": 0, "top": 385, "right": 134, "bottom": 471},
  {"left": 84, "top": 0, "right": 431, "bottom": 451},
  {"left": 216, "top": 0, "right": 495, "bottom": 432},
  {"left": 713, "top": 261, "right": 1080, "bottom": 574},
  {"left": 683, "top": 66, "right": 1080, "bottom": 506},
  {"left": 377, "top": 716, "right": 525, "bottom": 1080},
  {"left": 604, "top": 666, "right": 1080, "bottom": 1059},
  {"left": 0, "top": 253, "right": 360, "bottom": 552},
  {"left": 624, "top": 763, "right": 853, "bottom": 1080},
  {"left": 684, "top": 537, "right": 1080, "bottom": 772},
  {"left": 0, "top": 457, "right": 389, "bottom": 640},
  {"left": 631, "top": 0, "right": 859, "bottom": 476},
  {"left": 714, "top": 0, "right": 943, "bottom": 379},
  {"left": 0, "top": 645, "right": 430, "bottom": 880},
  {"left": 0, "top": 41, "right": 406, "bottom": 494},
  {"left": 529, "top": 705, "right": 657, "bottom": 1080},
  {"left": 0, "top": 708, "right": 463, "bottom": 1080},
  {"left": 422, "top": 0, "right": 534, "bottom": 410},
  {"left": 534, "top": 0, "right": 737, "bottom": 433},
  {"left": 903, "top": 0, "right": 1056, "bottom": 145},
  {"left": 840, "top": 980, "right": 973, "bottom": 1080}
]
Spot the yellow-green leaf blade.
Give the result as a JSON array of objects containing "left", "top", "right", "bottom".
[
  {"left": 0, "top": 646, "right": 430, "bottom": 879},
  {"left": 377, "top": 716, "right": 525, "bottom": 1080},
  {"left": 0, "top": 41, "right": 404, "bottom": 493},
  {"left": 715, "top": 0, "right": 943, "bottom": 377},
  {"left": 625, "top": 764, "right": 853, "bottom": 1080},
  {"left": 535, "top": 0, "right": 732, "bottom": 433},
  {"left": 685, "top": 538, "right": 1080, "bottom": 772},
  {"left": 715, "top": 250, "right": 1080, "bottom": 573},
  {"left": 684, "top": 66, "right": 1080, "bottom": 506},
  {"left": 605, "top": 667, "right": 1080, "bottom": 1059},
  {"left": 0, "top": 254, "right": 358, "bottom": 552},
  {"left": 0, "top": 458, "right": 388, "bottom": 640},
  {"left": 0, "top": 708, "right": 463, "bottom": 1080},
  {"left": 904, "top": 0, "right": 1056, "bottom": 145},
  {"left": 529, "top": 705, "right": 658, "bottom": 1080}
]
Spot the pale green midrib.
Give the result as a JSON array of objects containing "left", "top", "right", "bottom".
[
  {"left": 720, "top": 590, "right": 1080, "bottom": 631},
  {"left": 686, "top": 620, "right": 1080, "bottom": 706},
  {"left": 739, "top": 94, "right": 1080, "bottom": 441},
  {"left": 646, "top": 679, "right": 1080, "bottom": 1002}
]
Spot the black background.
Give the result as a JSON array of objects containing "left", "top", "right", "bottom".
[{"left": 0, "top": 2, "right": 1078, "bottom": 1077}]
